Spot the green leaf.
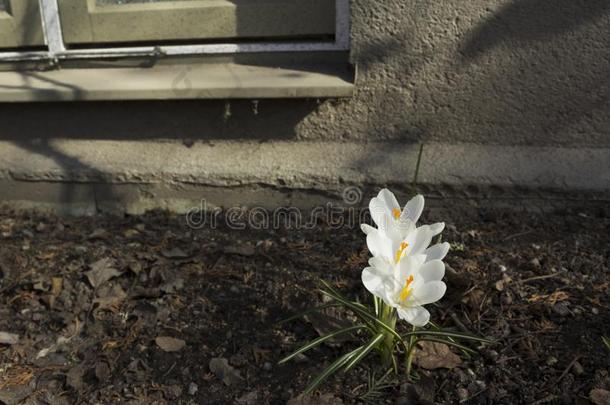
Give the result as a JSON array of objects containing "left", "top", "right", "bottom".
[
  {"left": 303, "top": 345, "right": 364, "bottom": 394},
  {"left": 417, "top": 337, "right": 477, "bottom": 354},
  {"left": 603, "top": 336, "right": 610, "bottom": 352},
  {"left": 320, "top": 288, "right": 407, "bottom": 350},
  {"left": 319, "top": 280, "right": 370, "bottom": 312},
  {"left": 403, "top": 329, "right": 493, "bottom": 344},
  {"left": 277, "top": 302, "right": 342, "bottom": 324},
  {"left": 278, "top": 325, "right": 366, "bottom": 365},
  {"left": 373, "top": 296, "right": 380, "bottom": 317},
  {"left": 344, "top": 333, "right": 385, "bottom": 372},
  {"left": 358, "top": 368, "right": 396, "bottom": 402},
  {"left": 318, "top": 283, "right": 376, "bottom": 331}
]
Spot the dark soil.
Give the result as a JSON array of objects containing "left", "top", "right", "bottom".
[{"left": 0, "top": 203, "right": 608, "bottom": 404}]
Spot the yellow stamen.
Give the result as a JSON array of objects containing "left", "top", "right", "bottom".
[
  {"left": 394, "top": 241, "right": 409, "bottom": 263},
  {"left": 392, "top": 208, "right": 401, "bottom": 220},
  {"left": 400, "top": 275, "right": 415, "bottom": 301}
]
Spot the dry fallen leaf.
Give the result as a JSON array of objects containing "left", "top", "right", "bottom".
[
  {"left": 209, "top": 357, "right": 244, "bottom": 387},
  {"left": 287, "top": 393, "right": 344, "bottom": 405},
  {"left": 224, "top": 244, "right": 255, "bottom": 256},
  {"left": 161, "top": 247, "right": 190, "bottom": 259},
  {"left": 93, "top": 290, "right": 126, "bottom": 313},
  {"left": 85, "top": 258, "right": 122, "bottom": 289},
  {"left": 304, "top": 307, "right": 353, "bottom": 346},
  {"left": 590, "top": 389, "right": 610, "bottom": 405},
  {"left": 51, "top": 277, "right": 62, "bottom": 297},
  {"left": 528, "top": 290, "right": 569, "bottom": 304},
  {"left": 155, "top": 336, "right": 186, "bottom": 352},
  {"left": 0, "top": 332, "right": 19, "bottom": 345},
  {"left": 412, "top": 341, "right": 462, "bottom": 370},
  {"left": 252, "top": 347, "right": 271, "bottom": 364}
]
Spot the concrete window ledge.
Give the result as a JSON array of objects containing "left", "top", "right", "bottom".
[{"left": 0, "top": 61, "right": 354, "bottom": 102}]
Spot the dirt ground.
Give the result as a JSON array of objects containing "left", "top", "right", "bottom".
[{"left": 0, "top": 201, "right": 608, "bottom": 404}]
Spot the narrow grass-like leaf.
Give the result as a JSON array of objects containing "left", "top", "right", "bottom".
[
  {"left": 603, "top": 336, "right": 610, "bottom": 352},
  {"left": 319, "top": 288, "right": 407, "bottom": 350},
  {"left": 373, "top": 296, "right": 380, "bottom": 317},
  {"left": 318, "top": 286, "right": 376, "bottom": 331},
  {"left": 277, "top": 303, "right": 342, "bottom": 324},
  {"left": 359, "top": 368, "right": 395, "bottom": 403},
  {"left": 319, "top": 280, "right": 370, "bottom": 312},
  {"left": 303, "top": 345, "right": 364, "bottom": 394},
  {"left": 344, "top": 333, "right": 385, "bottom": 372},
  {"left": 278, "top": 325, "right": 366, "bottom": 364},
  {"left": 417, "top": 337, "right": 477, "bottom": 354},
  {"left": 404, "top": 329, "right": 493, "bottom": 344}
]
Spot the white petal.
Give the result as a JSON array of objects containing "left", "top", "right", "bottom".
[
  {"left": 419, "top": 260, "right": 445, "bottom": 282},
  {"left": 360, "top": 223, "right": 376, "bottom": 235},
  {"left": 397, "top": 254, "right": 426, "bottom": 282},
  {"left": 424, "top": 242, "right": 450, "bottom": 261},
  {"left": 412, "top": 281, "right": 446, "bottom": 305},
  {"left": 368, "top": 256, "right": 389, "bottom": 269},
  {"left": 366, "top": 230, "right": 393, "bottom": 261},
  {"left": 362, "top": 267, "right": 393, "bottom": 304},
  {"left": 369, "top": 199, "right": 391, "bottom": 231},
  {"left": 429, "top": 222, "right": 445, "bottom": 236},
  {"left": 397, "top": 306, "right": 430, "bottom": 327},
  {"left": 405, "top": 225, "right": 434, "bottom": 256},
  {"left": 403, "top": 194, "right": 424, "bottom": 223},
  {"left": 390, "top": 218, "right": 416, "bottom": 241},
  {"left": 377, "top": 188, "right": 400, "bottom": 211}
]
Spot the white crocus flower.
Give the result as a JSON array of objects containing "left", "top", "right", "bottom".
[
  {"left": 364, "top": 217, "right": 450, "bottom": 267},
  {"left": 362, "top": 254, "right": 446, "bottom": 326},
  {"left": 361, "top": 189, "right": 446, "bottom": 258}
]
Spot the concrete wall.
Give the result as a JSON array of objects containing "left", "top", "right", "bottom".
[
  {"left": 0, "top": 0, "right": 609, "bottom": 213},
  {"left": 315, "top": 0, "right": 610, "bottom": 147}
]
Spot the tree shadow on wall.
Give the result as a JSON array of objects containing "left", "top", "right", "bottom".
[
  {"left": 454, "top": 0, "right": 610, "bottom": 145},
  {"left": 460, "top": 0, "right": 610, "bottom": 60},
  {"left": 348, "top": 0, "right": 610, "bottom": 198}
]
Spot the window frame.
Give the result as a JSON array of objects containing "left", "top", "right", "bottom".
[{"left": 0, "top": 0, "right": 349, "bottom": 62}]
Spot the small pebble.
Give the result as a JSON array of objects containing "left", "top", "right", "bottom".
[
  {"left": 263, "top": 362, "right": 272, "bottom": 371},
  {"left": 546, "top": 356, "right": 558, "bottom": 366},
  {"left": 457, "top": 387, "right": 469, "bottom": 401},
  {"left": 188, "top": 382, "right": 198, "bottom": 396},
  {"left": 553, "top": 302, "right": 570, "bottom": 317},
  {"left": 572, "top": 361, "right": 584, "bottom": 376}
]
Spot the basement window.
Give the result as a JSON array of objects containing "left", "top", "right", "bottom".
[{"left": 0, "top": 0, "right": 353, "bottom": 101}]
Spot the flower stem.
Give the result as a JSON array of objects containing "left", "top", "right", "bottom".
[
  {"left": 378, "top": 304, "right": 397, "bottom": 369},
  {"left": 405, "top": 326, "right": 417, "bottom": 380}
]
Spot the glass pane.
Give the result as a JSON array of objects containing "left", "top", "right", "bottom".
[
  {"left": 0, "top": 0, "right": 9, "bottom": 12},
  {"left": 96, "top": 0, "right": 197, "bottom": 4}
]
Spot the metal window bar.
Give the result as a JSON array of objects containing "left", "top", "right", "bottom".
[{"left": 0, "top": 0, "right": 349, "bottom": 62}]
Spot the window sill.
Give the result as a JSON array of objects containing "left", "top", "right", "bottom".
[{"left": 0, "top": 60, "right": 354, "bottom": 102}]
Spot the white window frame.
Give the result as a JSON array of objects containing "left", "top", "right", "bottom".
[{"left": 0, "top": 0, "right": 349, "bottom": 62}]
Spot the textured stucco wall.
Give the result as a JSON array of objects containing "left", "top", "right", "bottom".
[
  {"left": 0, "top": 0, "right": 609, "bottom": 213},
  {"left": 298, "top": 0, "right": 610, "bottom": 146}
]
